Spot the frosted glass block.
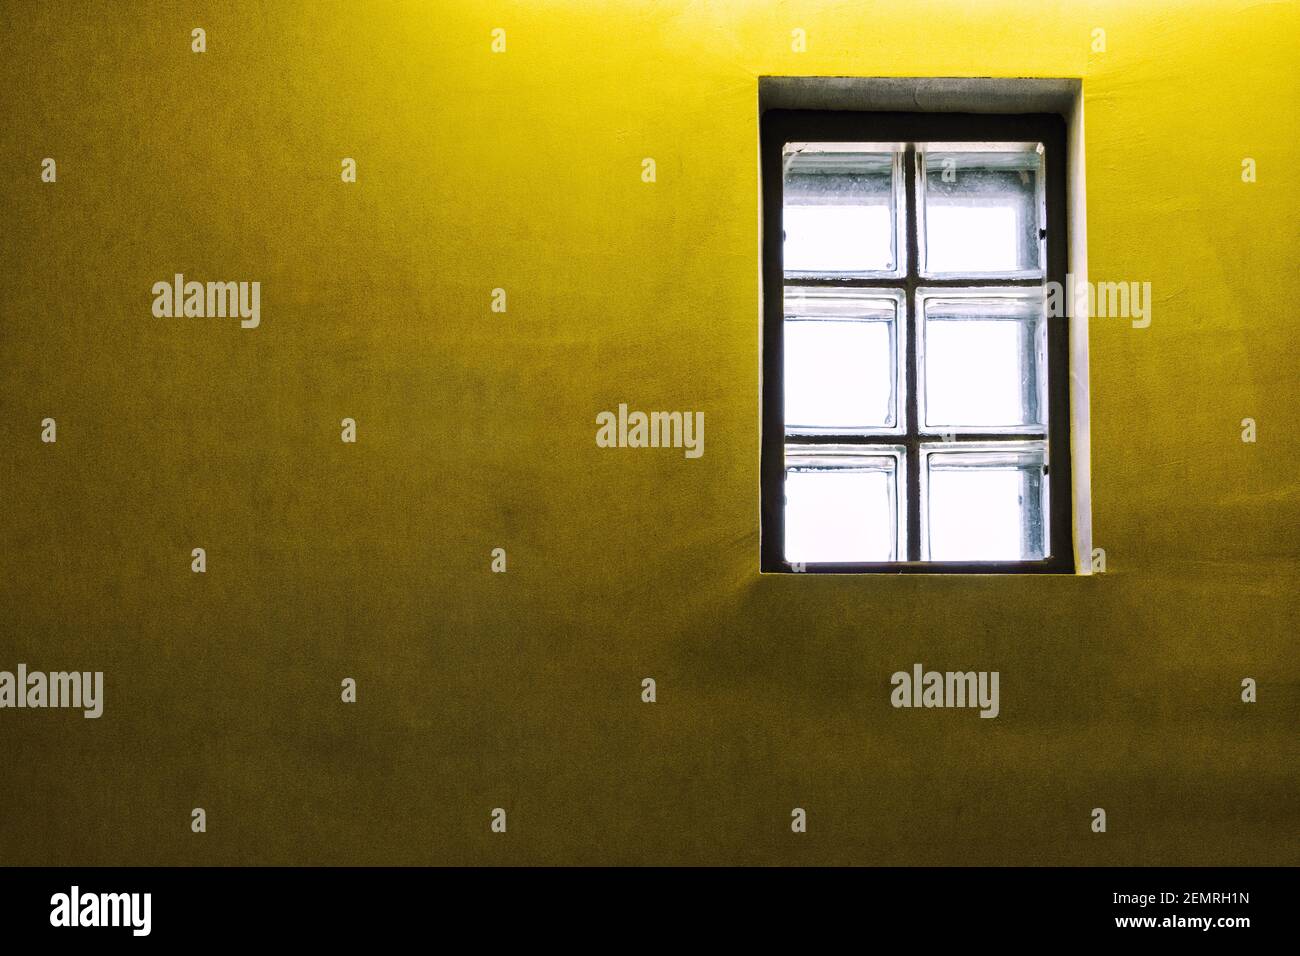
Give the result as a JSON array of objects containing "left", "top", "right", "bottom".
[
  {"left": 920, "top": 145, "right": 1044, "bottom": 277},
  {"left": 785, "top": 447, "right": 902, "bottom": 563},
  {"left": 783, "top": 144, "right": 900, "bottom": 276},
  {"left": 920, "top": 291, "right": 1046, "bottom": 430},
  {"left": 784, "top": 288, "right": 903, "bottom": 432},
  {"left": 924, "top": 445, "right": 1047, "bottom": 561}
]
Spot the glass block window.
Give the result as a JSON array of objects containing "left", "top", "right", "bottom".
[{"left": 762, "top": 112, "right": 1072, "bottom": 572}]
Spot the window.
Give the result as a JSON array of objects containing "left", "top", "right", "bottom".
[{"left": 761, "top": 111, "right": 1072, "bottom": 572}]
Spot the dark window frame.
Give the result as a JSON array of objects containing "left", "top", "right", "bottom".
[{"left": 760, "top": 110, "right": 1073, "bottom": 574}]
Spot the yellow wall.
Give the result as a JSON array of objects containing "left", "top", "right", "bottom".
[{"left": 1, "top": 0, "right": 1296, "bottom": 865}]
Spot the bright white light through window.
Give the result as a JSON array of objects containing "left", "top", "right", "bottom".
[
  {"left": 785, "top": 453, "right": 900, "bottom": 562},
  {"left": 785, "top": 319, "right": 893, "bottom": 428},
  {"left": 783, "top": 289, "right": 901, "bottom": 431},
  {"left": 782, "top": 144, "right": 898, "bottom": 275},
  {"left": 922, "top": 148, "right": 1043, "bottom": 277},
  {"left": 784, "top": 205, "right": 893, "bottom": 274},
  {"left": 924, "top": 206, "right": 1018, "bottom": 273},
  {"left": 922, "top": 291, "right": 1046, "bottom": 430},
  {"left": 779, "top": 137, "right": 1054, "bottom": 566},
  {"left": 928, "top": 467, "right": 1023, "bottom": 560},
  {"left": 924, "top": 459, "right": 1039, "bottom": 561},
  {"left": 926, "top": 318, "right": 1020, "bottom": 424}
]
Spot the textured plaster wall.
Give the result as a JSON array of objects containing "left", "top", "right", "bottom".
[{"left": 1, "top": 0, "right": 1296, "bottom": 865}]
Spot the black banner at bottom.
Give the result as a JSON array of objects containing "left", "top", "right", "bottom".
[{"left": 0, "top": 866, "right": 1280, "bottom": 942}]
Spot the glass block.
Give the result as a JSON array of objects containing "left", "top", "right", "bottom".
[
  {"left": 784, "top": 446, "right": 903, "bottom": 563},
  {"left": 919, "top": 290, "right": 1046, "bottom": 431},
  {"left": 923, "top": 445, "right": 1048, "bottom": 561},
  {"left": 783, "top": 143, "right": 901, "bottom": 276},
  {"left": 919, "top": 144, "right": 1044, "bottom": 277},
  {"left": 784, "top": 288, "right": 903, "bottom": 432}
]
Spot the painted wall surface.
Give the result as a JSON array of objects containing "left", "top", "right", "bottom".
[{"left": 1, "top": 1, "right": 1296, "bottom": 865}]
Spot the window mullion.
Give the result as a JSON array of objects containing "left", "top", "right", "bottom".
[{"left": 903, "top": 144, "right": 921, "bottom": 562}]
